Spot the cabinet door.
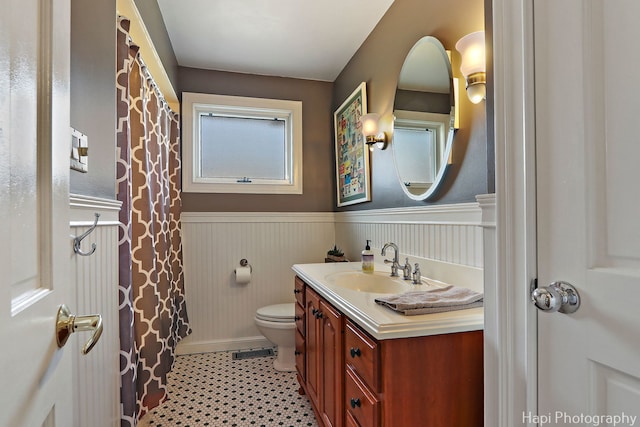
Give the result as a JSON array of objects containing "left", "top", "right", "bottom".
[
  {"left": 294, "top": 276, "right": 305, "bottom": 306},
  {"left": 295, "top": 329, "right": 306, "bottom": 383},
  {"left": 345, "top": 411, "right": 361, "bottom": 427},
  {"left": 305, "top": 287, "right": 321, "bottom": 408},
  {"left": 295, "top": 301, "right": 305, "bottom": 336},
  {"left": 319, "top": 299, "right": 344, "bottom": 427}
]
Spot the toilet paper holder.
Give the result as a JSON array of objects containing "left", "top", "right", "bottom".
[{"left": 236, "top": 258, "right": 252, "bottom": 273}]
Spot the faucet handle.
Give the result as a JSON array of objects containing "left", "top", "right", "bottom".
[
  {"left": 402, "top": 258, "right": 412, "bottom": 280},
  {"left": 412, "top": 263, "right": 422, "bottom": 284},
  {"left": 384, "top": 258, "right": 399, "bottom": 276}
]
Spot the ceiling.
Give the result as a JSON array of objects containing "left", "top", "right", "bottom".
[{"left": 156, "top": 0, "right": 395, "bottom": 82}]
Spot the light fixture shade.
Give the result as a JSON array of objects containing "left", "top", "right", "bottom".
[
  {"left": 455, "top": 31, "right": 486, "bottom": 77},
  {"left": 361, "top": 113, "right": 380, "bottom": 137},
  {"left": 466, "top": 83, "right": 486, "bottom": 104}
]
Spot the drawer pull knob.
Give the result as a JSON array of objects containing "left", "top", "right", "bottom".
[
  {"left": 295, "top": 350, "right": 302, "bottom": 355},
  {"left": 294, "top": 316, "right": 301, "bottom": 321},
  {"left": 315, "top": 311, "right": 323, "bottom": 319},
  {"left": 311, "top": 308, "right": 318, "bottom": 315},
  {"left": 350, "top": 347, "right": 361, "bottom": 358},
  {"left": 294, "top": 289, "right": 302, "bottom": 294},
  {"left": 350, "top": 398, "right": 361, "bottom": 409}
]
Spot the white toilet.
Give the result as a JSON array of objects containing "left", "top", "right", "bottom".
[{"left": 254, "top": 303, "right": 296, "bottom": 372}]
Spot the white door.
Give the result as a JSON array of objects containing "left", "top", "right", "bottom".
[
  {"left": 534, "top": 0, "right": 640, "bottom": 423},
  {"left": 0, "top": 0, "right": 75, "bottom": 425}
]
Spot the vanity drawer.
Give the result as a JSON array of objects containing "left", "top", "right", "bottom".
[
  {"left": 295, "top": 329, "right": 305, "bottom": 381},
  {"left": 345, "top": 319, "right": 379, "bottom": 391},
  {"left": 295, "top": 302, "right": 305, "bottom": 336},
  {"left": 294, "top": 276, "right": 305, "bottom": 306},
  {"left": 345, "top": 366, "right": 380, "bottom": 427}
]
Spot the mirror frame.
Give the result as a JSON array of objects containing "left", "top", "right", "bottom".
[{"left": 392, "top": 36, "right": 456, "bottom": 201}]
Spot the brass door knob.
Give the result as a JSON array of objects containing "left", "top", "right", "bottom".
[{"left": 56, "top": 304, "right": 103, "bottom": 355}]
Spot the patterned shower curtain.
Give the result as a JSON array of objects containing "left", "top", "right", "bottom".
[{"left": 116, "top": 17, "right": 191, "bottom": 426}]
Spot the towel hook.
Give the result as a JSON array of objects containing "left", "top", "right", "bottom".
[{"left": 73, "top": 213, "right": 100, "bottom": 256}]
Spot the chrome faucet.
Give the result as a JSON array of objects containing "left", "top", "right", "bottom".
[
  {"left": 381, "top": 242, "right": 401, "bottom": 277},
  {"left": 382, "top": 242, "right": 411, "bottom": 280}
]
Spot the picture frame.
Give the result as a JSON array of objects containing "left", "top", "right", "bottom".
[{"left": 334, "top": 82, "right": 370, "bottom": 207}]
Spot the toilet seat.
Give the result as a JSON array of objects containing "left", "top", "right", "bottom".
[{"left": 255, "top": 303, "right": 295, "bottom": 323}]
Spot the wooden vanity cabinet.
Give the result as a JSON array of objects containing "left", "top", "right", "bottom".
[
  {"left": 344, "top": 317, "right": 484, "bottom": 427},
  {"left": 295, "top": 276, "right": 484, "bottom": 427}
]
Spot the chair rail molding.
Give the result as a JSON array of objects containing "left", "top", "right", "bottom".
[
  {"left": 335, "top": 202, "right": 483, "bottom": 225},
  {"left": 70, "top": 193, "right": 122, "bottom": 224}
]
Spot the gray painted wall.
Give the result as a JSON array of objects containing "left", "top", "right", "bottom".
[
  {"left": 485, "top": 0, "right": 495, "bottom": 194},
  {"left": 333, "top": 0, "right": 489, "bottom": 210},
  {"left": 69, "top": 0, "right": 492, "bottom": 210},
  {"left": 178, "top": 68, "right": 335, "bottom": 212},
  {"left": 70, "top": 0, "right": 117, "bottom": 199},
  {"left": 70, "top": 0, "right": 179, "bottom": 200}
]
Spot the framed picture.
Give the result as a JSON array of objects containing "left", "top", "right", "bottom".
[{"left": 334, "top": 82, "right": 370, "bottom": 207}]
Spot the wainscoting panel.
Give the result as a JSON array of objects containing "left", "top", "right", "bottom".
[
  {"left": 70, "top": 195, "right": 121, "bottom": 427},
  {"left": 179, "top": 202, "right": 492, "bottom": 353},
  {"left": 335, "top": 203, "right": 485, "bottom": 269},
  {"left": 179, "top": 212, "right": 336, "bottom": 354}
]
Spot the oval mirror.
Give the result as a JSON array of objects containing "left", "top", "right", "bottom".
[{"left": 392, "top": 36, "right": 455, "bottom": 200}]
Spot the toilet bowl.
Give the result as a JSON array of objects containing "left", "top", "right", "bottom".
[{"left": 254, "top": 303, "right": 296, "bottom": 372}]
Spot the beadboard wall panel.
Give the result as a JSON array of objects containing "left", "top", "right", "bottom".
[
  {"left": 335, "top": 203, "right": 484, "bottom": 268},
  {"left": 178, "top": 201, "right": 491, "bottom": 353},
  {"left": 70, "top": 195, "right": 121, "bottom": 427},
  {"left": 178, "top": 213, "right": 336, "bottom": 354}
]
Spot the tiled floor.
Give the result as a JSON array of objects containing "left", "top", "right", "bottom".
[{"left": 138, "top": 349, "right": 318, "bottom": 427}]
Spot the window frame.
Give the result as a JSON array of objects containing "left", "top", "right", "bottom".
[{"left": 182, "top": 92, "right": 303, "bottom": 194}]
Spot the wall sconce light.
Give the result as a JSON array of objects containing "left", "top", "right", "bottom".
[
  {"left": 361, "top": 113, "right": 388, "bottom": 151},
  {"left": 455, "top": 31, "right": 486, "bottom": 104}
]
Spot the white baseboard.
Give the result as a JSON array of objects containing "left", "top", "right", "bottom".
[{"left": 176, "top": 336, "right": 272, "bottom": 355}]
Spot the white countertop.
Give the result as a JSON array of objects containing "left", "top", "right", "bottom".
[{"left": 292, "top": 262, "right": 484, "bottom": 340}]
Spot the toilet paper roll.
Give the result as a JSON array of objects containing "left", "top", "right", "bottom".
[{"left": 234, "top": 266, "right": 251, "bottom": 284}]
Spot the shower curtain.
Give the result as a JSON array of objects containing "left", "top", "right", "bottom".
[{"left": 116, "top": 17, "right": 191, "bottom": 426}]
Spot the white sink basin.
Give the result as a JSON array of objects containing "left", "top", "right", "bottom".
[{"left": 324, "top": 270, "right": 419, "bottom": 294}]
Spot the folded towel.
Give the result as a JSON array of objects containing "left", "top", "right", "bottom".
[{"left": 374, "top": 285, "right": 483, "bottom": 316}]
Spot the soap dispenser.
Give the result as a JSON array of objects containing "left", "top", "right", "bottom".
[{"left": 362, "top": 240, "right": 374, "bottom": 273}]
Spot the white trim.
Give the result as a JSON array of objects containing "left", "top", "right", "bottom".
[
  {"left": 335, "top": 203, "right": 483, "bottom": 225},
  {"left": 69, "top": 194, "right": 122, "bottom": 225},
  {"left": 180, "top": 202, "right": 491, "bottom": 226},
  {"left": 476, "top": 193, "right": 496, "bottom": 228},
  {"left": 182, "top": 92, "right": 303, "bottom": 194},
  {"left": 489, "top": 0, "right": 538, "bottom": 426},
  {"left": 176, "top": 337, "right": 272, "bottom": 355},
  {"left": 181, "top": 211, "right": 335, "bottom": 223},
  {"left": 70, "top": 194, "right": 121, "bottom": 211}
]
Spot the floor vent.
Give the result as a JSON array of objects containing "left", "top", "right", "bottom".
[{"left": 231, "top": 348, "right": 274, "bottom": 360}]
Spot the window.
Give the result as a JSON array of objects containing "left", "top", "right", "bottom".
[
  {"left": 394, "top": 127, "right": 438, "bottom": 185},
  {"left": 182, "top": 92, "right": 303, "bottom": 194}
]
